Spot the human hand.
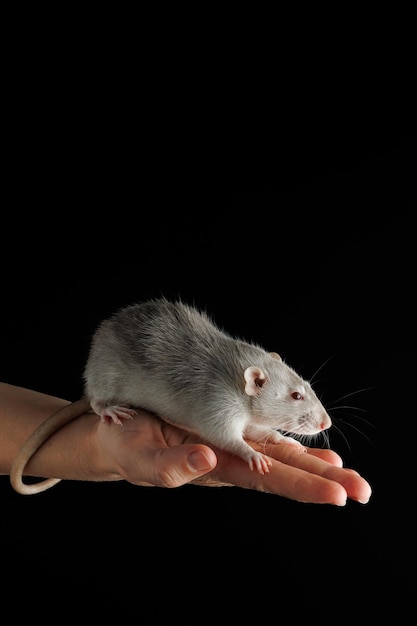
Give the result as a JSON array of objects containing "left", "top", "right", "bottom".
[{"left": 94, "top": 409, "right": 372, "bottom": 506}]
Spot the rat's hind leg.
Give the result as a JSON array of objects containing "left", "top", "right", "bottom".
[{"left": 90, "top": 399, "right": 137, "bottom": 425}]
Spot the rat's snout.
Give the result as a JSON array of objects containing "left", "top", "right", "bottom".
[{"left": 320, "top": 411, "right": 332, "bottom": 431}]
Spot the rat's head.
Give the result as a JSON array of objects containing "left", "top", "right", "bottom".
[{"left": 243, "top": 352, "right": 332, "bottom": 437}]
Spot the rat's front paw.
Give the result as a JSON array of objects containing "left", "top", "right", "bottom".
[
  {"left": 267, "top": 431, "right": 304, "bottom": 448},
  {"left": 279, "top": 435, "right": 304, "bottom": 447},
  {"left": 247, "top": 451, "right": 272, "bottom": 475}
]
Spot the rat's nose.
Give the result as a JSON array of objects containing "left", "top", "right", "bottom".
[{"left": 320, "top": 411, "right": 332, "bottom": 430}]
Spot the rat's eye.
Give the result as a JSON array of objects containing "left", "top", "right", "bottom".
[{"left": 291, "top": 392, "right": 303, "bottom": 400}]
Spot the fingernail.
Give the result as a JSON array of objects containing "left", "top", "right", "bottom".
[{"left": 187, "top": 450, "right": 214, "bottom": 472}]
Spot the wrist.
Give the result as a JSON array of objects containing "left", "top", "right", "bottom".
[
  {"left": 22, "top": 409, "right": 121, "bottom": 483},
  {"left": 76, "top": 413, "right": 123, "bottom": 483}
]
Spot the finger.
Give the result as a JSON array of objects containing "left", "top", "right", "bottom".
[
  {"left": 321, "top": 465, "right": 372, "bottom": 504},
  {"left": 205, "top": 447, "right": 349, "bottom": 505},
  {"left": 151, "top": 444, "right": 218, "bottom": 488},
  {"left": 260, "top": 443, "right": 372, "bottom": 504},
  {"left": 263, "top": 460, "right": 349, "bottom": 505},
  {"left": 250, "top": 439, "right": 344, "bottom": 467},
  {"left": 304, "top": 447, "right": 344, "bottom": 467}
]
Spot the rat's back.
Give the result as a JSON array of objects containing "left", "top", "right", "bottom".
[{"left": 83, "top": 297, "right": 259, "bottom": 412}]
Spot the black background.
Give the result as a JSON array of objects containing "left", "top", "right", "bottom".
[{"left": 1, "top": 42, "right": 415, "bottom": 622}]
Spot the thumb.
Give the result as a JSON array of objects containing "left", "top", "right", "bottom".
[{"left": 155, "top": 444, "right": 217, "bottom": 487}]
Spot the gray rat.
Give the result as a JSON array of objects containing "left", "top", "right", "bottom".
[{"left": 10, "top": 297, "right": 332, "bottom": 495}]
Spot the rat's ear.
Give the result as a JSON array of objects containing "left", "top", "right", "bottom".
[
  {"left": 269, "top": 352, "right": 282, "bottom": 360},
  {"left": 244, "top": 366, "right": 266, "bottom": 396}
]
